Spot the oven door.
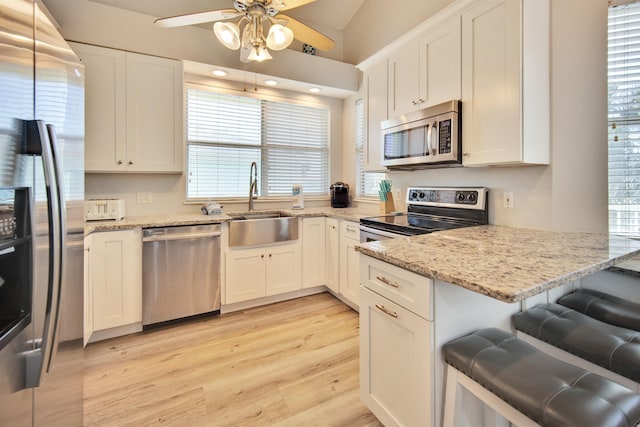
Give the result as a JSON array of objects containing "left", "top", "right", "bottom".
[{"left": 360, "top": 225, "right": 408, "bottom": 243}]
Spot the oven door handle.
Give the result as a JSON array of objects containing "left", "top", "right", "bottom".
[{"left": 359, "top": 225, "right": 406, "bottom": 239}]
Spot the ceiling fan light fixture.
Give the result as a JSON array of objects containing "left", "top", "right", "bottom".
[
  {"left": 247, "top": 45, "right": 273, "bottom": 62},
  {"left": 266, "top": 24, "right": 294, "bottom": 50},
  {"left": 213, "top": 21, "right": 241, "bottom": 50}
]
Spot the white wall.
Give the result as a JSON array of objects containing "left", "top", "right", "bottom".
[
  {"left": 344, "top": 0, "right": 609, "bottom": 232},
  {"left": 85, "top": 74, "right": 345, "bottom": 216},
  {"left": 43, "top": 0, "right": 352, "bottom": 216},
  {"left": 343, "top": 0, "right": 455, "bottom": 65}
]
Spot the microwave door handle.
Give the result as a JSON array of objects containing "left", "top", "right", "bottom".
[
  {"left": 430, "top": 121, "right": 439, "bottom": 156},
  {"left": 425, "top": 124, "right": 431, "bottom": 156}
]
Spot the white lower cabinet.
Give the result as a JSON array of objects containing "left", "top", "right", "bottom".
[
  {"left": 84, "top": 229, "right": 142, "bottom": 343},
  {"left": 339, "top": 220, "right": 361, "bottom": 307},
  {"left": 225, "top": 242, "right": 301, "bottom": 304},
  {"left": 360, "top": 256, "right": 434, "bottom": 427},
  {"left": 302, "top": 217, "right": 326, "bottom": 288}
]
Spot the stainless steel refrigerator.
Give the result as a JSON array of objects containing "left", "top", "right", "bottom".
[{"left": 0, "top": 0, "right": 84, "bottom": 425}]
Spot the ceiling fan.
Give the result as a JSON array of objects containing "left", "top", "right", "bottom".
[{"left": 154, "top": 0, "right": 336, "bottom": 63}]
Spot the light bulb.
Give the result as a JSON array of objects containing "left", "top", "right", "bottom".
[
  {"left": 266, "top": 24, "right": 294, "bottom": 51},
  {"left": 213, "top": 21, "right": 241, "bottom": 50},
  {"left": 247, "top": 45, "right": 273, "bottom": 62}
]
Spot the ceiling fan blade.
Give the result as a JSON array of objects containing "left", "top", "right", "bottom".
[
  {"left": 279, "top": 14, "right": 335, "bottom": 51},
  {"left": 154, "top": 9, "right": 240, "bottom": 28},
  {"left": 270, "top": 0, "right": 317, "bottom": 11}
]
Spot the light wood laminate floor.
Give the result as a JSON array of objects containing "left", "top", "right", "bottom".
[{"left": 83, "top": 292, "right": 383, "bottom": 426}]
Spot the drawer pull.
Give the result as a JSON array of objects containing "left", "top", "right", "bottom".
[
  {"left": 376, "top": 275, "right": 399, "bottom": 288},
  {"left": 375, "top": 304, "right": 398, "bottom": 318}
]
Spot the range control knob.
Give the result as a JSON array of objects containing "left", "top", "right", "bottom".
[
  {"left": 467, "top": 192, "right": 477, "bottom": 202},
  {"left": 410, "top": 192, "right": 418, "bottom": 200},
  {"left": 456, "top": 192, "right": 466, "bottom": 202},
  {"left": 419, "top": 192, "right": 426, "bottom": 199}
]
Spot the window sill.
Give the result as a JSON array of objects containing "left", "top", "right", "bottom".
[{"left": 184, "top": 196, "right": 331, "bottom": 205}]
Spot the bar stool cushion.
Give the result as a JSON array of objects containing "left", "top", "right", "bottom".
[
  {"left": 443, "top": 328, "right": 640, "bottom": 427},
  {"left": 512, "top": 303, "right": 640, "bottom": 382},
  {"left": 558, "top": 289, "right": 640, "bottom": 332}
]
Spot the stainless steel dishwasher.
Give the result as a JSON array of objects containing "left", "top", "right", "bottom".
[{"left": 142, "top": 224, "right": 221, "bottom": 326}]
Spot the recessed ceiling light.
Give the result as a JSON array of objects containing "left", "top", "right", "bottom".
[
  {"left": 264, "top": 79, "right": 278, "bottom": 86},
  {"left": 212, "top": 69, "right": 228, "bottom": 77},
  {"left": 309, "top": 87, "right": 321, "bottom": 93}
]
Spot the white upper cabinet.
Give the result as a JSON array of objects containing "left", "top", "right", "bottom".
[
  {"left": 388, "top": 17, "right": 461, "bottom": 118},
  {"left": 364, "top": 59, "right": 388, "bottom": 172},
  {"left": 420, "top": 17, "right": 461, "bottom": 109},
  {"left": 71, "top": 43, "right": 184, "bottom": 173},
  {"left": 461, "top": 0, "right": 550, "bottom": 166},
  {"left": 388, "top": 40, "right": 421, "bottom": 117}
]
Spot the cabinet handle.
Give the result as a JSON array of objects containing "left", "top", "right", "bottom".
[
  {"left": 375, "top": 304, "right": 398, "bottom": 318},
  {"left": 268, "top": 253, "right": 272, "bottom": 258},
  {"left": 117, "top": 160, "right": 123, "bottom": 165},
  {"left": 411, "top": 100, "right": 418, "bottom": 106},
  {"left": 463, "top": 152, "right": 470, "bottom": 157},
  {"left": 261, "top": 254, "right": 264, "bottom": 259},
  {"left": 418, "top": 98, "right": 424, "bottom": 104},
  {"left": 376, "top": 275, "right": 399, "bottom": 288},
  {"left": 128, "top": 161, "right": 133, "bottom": 165}
]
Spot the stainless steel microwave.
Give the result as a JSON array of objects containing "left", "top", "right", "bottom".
[{"left": 381, "top": 100, "right": 461, "bottom": 169}]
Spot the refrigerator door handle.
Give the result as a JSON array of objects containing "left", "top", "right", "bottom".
[{"left": 23, "top": 120, "right": 64, "bottom": 389}]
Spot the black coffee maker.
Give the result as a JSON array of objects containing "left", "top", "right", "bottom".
[{"left": 330, "top": 182, "right": 349, "bottom": 208}]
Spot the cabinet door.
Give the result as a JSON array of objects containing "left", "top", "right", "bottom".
[
  {"left": 339, "top": 221, "right": 361, "bottom": 307},
  {"left": 302, "top": 218, "right": 325, "bottom": 288},
  {"left": 365, "top": 59, "right": 388, "bottom": 172},
  {"left": 461, "top": 0, "right": 521, "bottom": 165},
  {"left": 71, "top": 42, "right": 126, "bottom": 172},
  {"left": 388, "top": 40, "right": 421, "bottom": 117},
  {"left": 83, "top": 235, "right": 92, "bottom": 347},
  {"left": 125, "top": 52, "right": 184, "bottom": 172},
  {"left": 90, "top": 229, "right": 142, "bottom": 331},
  {"left": 420, "top": 17, "right": 461, "bottom": 108},
  {"left": 265, "top": 244, "right": 301, "bottom": 296},
  {"left": 360, "top": 286, "right": 432, "bottom": 427},
  {"left": 225, "top": 247, "right": 266, "bottom": 304},
  {"left": 325, "top": 218, "right": 340, "bottom": 293}
]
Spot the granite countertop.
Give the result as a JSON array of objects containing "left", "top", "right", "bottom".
[
  {"left": 84, "top": 207, "right": 377, "bottom": 234},
  {"left": 355, "top": 225, "right": 640, "bottom": 303}
]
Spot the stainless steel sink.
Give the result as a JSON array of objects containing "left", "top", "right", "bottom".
[{"left": 228, "top": 212, "right": 298, "bottom": 247}]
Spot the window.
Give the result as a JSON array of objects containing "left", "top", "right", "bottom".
[
  {"left": 355, "top": 98, "right": 385, "bottom": 198},
  {"left": 186, "top": 85, "right": 330, "bottom": 199},
  {"left": 608, "top": 1, "right": 640, "bottom": 235}
]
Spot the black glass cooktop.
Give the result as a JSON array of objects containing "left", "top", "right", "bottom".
[{"left": 360, "top": 213, "right": 477, "bottom": 236}]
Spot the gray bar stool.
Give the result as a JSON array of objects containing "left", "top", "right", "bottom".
[{"left": 442, "top": 328, "right": 640, "bottom": 427}]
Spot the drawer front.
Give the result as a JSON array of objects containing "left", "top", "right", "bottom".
[
  {"left": 360, "top": 255, "right": 432, "bottom": 320},
  {"left": 341, "top": 220, "right": 360, "bottom": 241}
]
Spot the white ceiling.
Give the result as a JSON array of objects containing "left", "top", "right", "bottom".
[{"left": 86, "top": 0, "right": 366, "bottom": 31}]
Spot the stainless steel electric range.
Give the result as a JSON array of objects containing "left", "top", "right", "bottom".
[{"left": 359, "top": 187, "right": 489, "bottom": 242}]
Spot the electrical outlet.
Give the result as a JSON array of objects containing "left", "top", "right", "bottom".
[
  {"left": 503, "top": 191, "right": 514, "bottom": 209},
  {"left": 394, "top": 188, "right": 401, "bottom": 201},
  {"left": 136, "top": 191, "right": 152, "bottom": 204}
]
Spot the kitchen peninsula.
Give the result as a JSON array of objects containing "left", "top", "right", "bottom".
[{"left": 356, "top": 225, "right": 640, "bottom": 427}]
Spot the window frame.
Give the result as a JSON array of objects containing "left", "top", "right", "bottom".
[{"left": 185, "top": 83, "right": 331, "bottom": 202}]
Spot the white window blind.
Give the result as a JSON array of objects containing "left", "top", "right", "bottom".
[
  {"left": 609, "top": 2, "right": 640, "bottom": 235},
  {"left": 355, "top": 98, "right": 385, "bottom": 198},
  {"left": 186, "top": 86, "right": 329, "bottom": 199}
]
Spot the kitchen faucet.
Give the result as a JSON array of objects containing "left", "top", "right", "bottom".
[{"left": 248, "top": 161, "right": 258, "bottom": 211}]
